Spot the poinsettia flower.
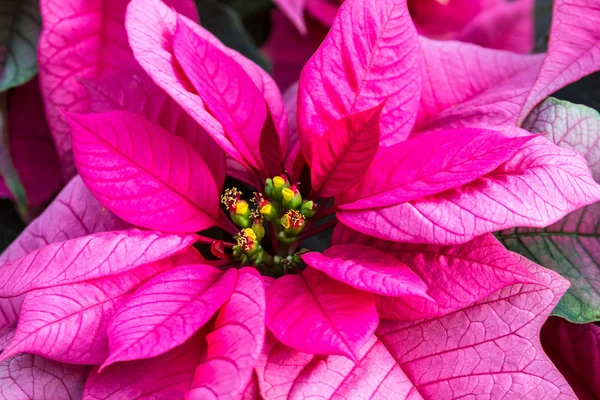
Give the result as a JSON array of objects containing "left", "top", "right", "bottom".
[{"left": 1, "top": 0, "right": 600, "bottom": 398}]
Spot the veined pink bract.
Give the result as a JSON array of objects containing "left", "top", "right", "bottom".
[{"left": 0, "top": 0, "right": 599, "bottom": 398}]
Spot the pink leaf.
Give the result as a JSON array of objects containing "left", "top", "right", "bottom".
[
  {"left": 339, "top": 128, "right": 533, "bottom": 210},
  {"left": 127, "top": 0, "right": 287, "bottom": 172},
  {"left": 298, "top": 0, "right": 420, "bottom": 162},
  {"left": 83, "top": 333, "right": 205, "bottom": 399},
  {"left": 333, "top": 226, "right": 538, "bottom": 320},
  {"left": 103, "top": 265, "right": 237, "bottom": 367},
  {"left": 0, "top": 176, "right": 128, "bottom": 356},
  {"left": 2, "top": 79, "right": 61, "bottom": 210},
  {"left": 311, "top": 102, "right": 384, "bottom": 198},
  {"left": 261, "top": 255, "right": 577, "bottom": 399},
  {"left": 273, "top": 0, "right": 307, "bottom": 34},
  {"left": 266, "top": 267, "right": 377, "bottom": 359},
  {"left": 415, "top": 37, "right": 543, "bottom": 129},
  {"left": 0, "top": 354, "right": 87, "bottom": 399},
  {"left": 66, "top": 110, "right": 219, "bottom": 233},
  {"left": 172, "top": 17, "right": 268, "bottom": 174},
  {"left": 454, "top": 0, "right": 535, "bottom": 54},
  {"left": 375, "top": 256, "right": 575, "bottom": 400},
  {"left": 0, "top": 261, "right": 175, "bottom": 364},
  {"left": 518, "top": 0, "right": 600, "bottom": 123},
  {"left": 302, "top": 244, "right": 428, "bottom": 297},
  {"left": 339, "top": 136, "right": 600, "bottom": 244},
  {"left": 82, "top": 72, "right": 226, "bottom": 188},
  {"left": 305, "top": 0, "right": 339, "bottom": 26},
  {"left": 38, "top": 0, "right": 198, "bottom": 179},
  {"left": 0, "top": 176, "right": 128, "bottom": 264},
  {"left": 0, "top": 229, "right": 197, "bottom": 297},
  {"left": 186, "top": 268, "right": 265, "bottom": 400},
  {"left": 541, "top": 318, "right": 600, "bottom": 399}
]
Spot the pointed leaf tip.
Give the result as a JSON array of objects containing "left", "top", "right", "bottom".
[{"left": 311, "top": 101, "right": 385, "bottom": 198}]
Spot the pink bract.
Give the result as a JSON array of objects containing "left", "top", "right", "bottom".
[{"left": 0, "top": 0, "right": 599, "bottom": 398}]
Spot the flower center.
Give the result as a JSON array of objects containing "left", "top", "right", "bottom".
[{"left": 218, "top": 175, "right": 319, "bottom": 276}]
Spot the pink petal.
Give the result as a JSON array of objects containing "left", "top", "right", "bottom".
[
  {"left": 339, "top": 136, "right": 600, "bottom": 244},
  {"left": 305, "top": 0, "right": 339, "bottom": 26},
  {"left": 0, "top": 176, "right": 128, "bottom": 264},
  {"left": 298, "top": 0, "right": 420, "bottom": 162},
  {"left": 409, "top": 0, "right": 488, "bottom": 37},
  {"left": 518, "top": 0, "right": 600, "bottom": 123},
  {"left": 0, "top": 229, "right": 197, "bottom": 297},
  {"left": 266, "top": 267, "right": 377, "bottom": 359},
  {"left": 259, "top": 255, "right": 576, "bottom": 399},
  {"left": 82, "top": 71, "right": 226, "bottom": 188},
  {"left": 0, "top": 260, "right": 175, "bottom": 364},
  {"left": 273, "top": 335, "right": 419, "bottom": 399},
  {"left": 254, "top": 332, "right": 315, "bottom": 400},
  {"left": 172, "top": 17, "right": 269, "bottom": 174},
  {"left": 0, "top": 176, "right": 128, "bottom": 356},
  {"left": 455, "top": 0, "right": 535, "bottom": 54},
  {"left": 415, "top": 37, "right": 543, "bottom": 128},
  {"left": 83, "top": 333, "right": 205, "bottom": 399},
  {"left": 302, "top": 244, "right": 428, "bottom": 297},
  {"left": 186, "top": 268, "right": 265, "bottom": 400},
  {"left": 273, "top": 0, "right": 307, "bottom": 34},
  {"left": 339, "top": 128, "right": 533, "bottom": 210},
  {"left": 541, "top": 318, "right": 600, "bottom": 399},
  {"left": 103, "top": 265, "right": 237, "bottom": 367},
  {"left": 262, "top": 11, "right": 328, "bottom": 92},
  {"left": 239, "top": 372, "right": 262, "bottom": 400},
  {"left": 333, "top": 226, "right": 538, "bottom": 320},
  {"left": 3, "top": 79, "right": 61, "bottom": 211},
  {"left": 38, "top": 0, "right": 197, "bottom": 180},
  {"left": 311, "top": 102, "right": 384, "bottom": 198},
  {"left": 0, "top": 354, "right": 86, "bottom": 399},
  {"left": 66, "top": 110, "right": 219, "bottom": 233},
  {"left": 127, "top": 0, "right": 288, "bottom": 172}
]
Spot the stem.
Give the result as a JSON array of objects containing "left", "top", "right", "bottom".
[
  {"left": 196, "top": 236, "right": 234, "bottom": 247},
  {"left": 298, "top": 218, "right": 338, "bottom": 240}
]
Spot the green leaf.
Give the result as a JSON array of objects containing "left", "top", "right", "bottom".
[
  {"left": 0, "top": 0, "right": 41, "bottom": 91},
  {"left": 196, "top": 0, "right": 272, "bottom": 72},
  {"left": 0, "top": 93, "right": 27, "bottom": 218},
  {"left": 498, "top": 97, "right": 600, "bottom": 323},
  {"left": 221, "top": 0, "right": 273, "bottom": 18}
]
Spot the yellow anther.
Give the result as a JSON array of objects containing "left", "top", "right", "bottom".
[
  {"left": 273, "top": 176, "right": 286, "bottom": 188},
  {"left": 236, "top": 201, "right": 249, "bottom": 215},
  {"left": 282, "top": 188, "right": 294, "bottom": 201},
  {"left": 260, "top": 203, "right": 273, "bottom": 215},
  {"left": 244, "top": 228, "right": 257, "bottom": 240}
]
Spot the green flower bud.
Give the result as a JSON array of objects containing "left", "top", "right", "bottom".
[
  {"left": 265, "top": 178, "right": 274, "bottom": 198},
  {"left": 252, "top": 217, "right": 265, "bottom": 241},
  {"left": 230, "top": 200, "right": 251, "bottom": 228},
  {"left": 282, "top": 184, "right": 302, "bottom": 210},
  {"left": 300, "top": 200, "right": 317, "bottom": 218},
  {"left": 270, "top": 175, "right": 290, "bottom": 201}
]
